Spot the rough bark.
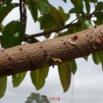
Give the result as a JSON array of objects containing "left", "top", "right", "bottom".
[{"left": 0, "top": 25, "right": 103, "bottom": 77}]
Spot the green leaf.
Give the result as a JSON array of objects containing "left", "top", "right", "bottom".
[
  {"left": 75, "top": 12, "right": 93, "bottom": 28},
  {"left": 0, "top": 3, "right": 18, "bottom": 23},
  {"left": 95, "top": 12, "right": 103, "bottom": 20},
  {"left": 0, "top": 77, "right": 7, "bottom": 98},
  {"left": 12, "top": 72, "right": 26, "bottom": 87},
  {"left": 30, "top": 66, "right": 49, "bottom": 90},
  {"left": 69, "top": 8, "right": 76, "bottom": 13},
  {"left": 96, "top": 2, "right": 103, "bottom": 10},
  {"left": 4, "top": 0, "right": 12, "bottom": 4},
  {"left": 38, "top": 14, "right": 56, "bottom": 31},
  {"left": 58, "top": 6, "right": 70, "bottom": 23},
  {"left": 94, "top": 12, "right": 103, "bottom": 25},
  {"left": 97, "top": 51, "right": 103, "bottom": 70},
  {"left": 83, "top": 56, "right": 88, "bottom": 61},
  {"left": 70, "top": 0, "right": 83, "bottom": 13},
  {"left": 65, "top": 24, "right": 84, "bottom": 34},
  {"left": 89, "top": 0, "right": 97, "bottom": 2},
  {"left": 26, "top": 0, "right": 38, "bottom": 22},
  {"left": 62, "top": 0, "right": 67, "bottom": 3},
  {"left": 38, "top": 5, "right": 64, "bottom": 32},
  {"left": 92, "top": 53, "right": 100, "bottom": 65},
  {"left": 49, "top": 6, "right": 64, "bottom": 27},
  {"left": 58, "top": 62, "right": 71, "bottom": 92},
  {"left": 2, "top": 21, "right": 24, "bottom": 48},
  {"left": 35, "top": 0, "right": 50, "bottom": 14},
  {"left": 25, "top": 93, "right": 50, "bottom": 103},
  {"left": 84, "top": 20, "right": 94, "bottom": 28},
  {"left": 0, "top": 24, "right": 4, "bottom": 32},
  {"left": 70, "top": 60, "right": 77, "bottom": 74},
  {"left": 0, "top": 35, "right": 2, "bottom": 44},
  {"left": 84, "top": 0, "right": 90, "bottom": 15}
]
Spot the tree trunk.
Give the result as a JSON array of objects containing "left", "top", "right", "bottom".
[{"left": 0, "top": 25, "right": 103, "bottom": 77}]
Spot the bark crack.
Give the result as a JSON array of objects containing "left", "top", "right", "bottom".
[
  {"left": 60, "top": 39, "right": 73, "bottom": 54},
  {"left": 19, "top": 47, "right": 36, "bottom": 70},
  {"left": 2, "top": 50, "right": 14, "bottom": 75},
  {"left": 40, "top": 42, "right": 48, "bottom": 58}
]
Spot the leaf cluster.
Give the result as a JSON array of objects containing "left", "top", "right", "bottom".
[{"left": 25, "top": 92, "right": 50, "bottom": 103}]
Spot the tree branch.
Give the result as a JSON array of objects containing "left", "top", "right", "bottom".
[
  {"left": 24, "top": 20, "right": 80, "bottom": 41},
  {"left": 19, "top": 0, "right": 22, "bottom": 23},
  {"left": 19, "top": 0, "right": 27, "bottom": 32},
  {"left": 24, "top": 10, "right": 96, "bottom": 42},
  {"left": 0, "top": 24, "right": 103, "bottom": 77}
]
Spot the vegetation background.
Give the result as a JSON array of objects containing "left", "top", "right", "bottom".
[{"left": 0, "top": 0, "right": 103, "bottom": 102}]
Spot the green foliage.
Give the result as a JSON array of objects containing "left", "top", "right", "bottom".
[
  {"left": 0, "top": 0, "right": 103, "bottom": 98},
  {"left": 96, "top": 2, "right": 103, "bottom": 10},
  {"left": 58, "top": 61, "right": 71, "bottom": 92},
  {"left": 84, "top": 0, "right": 90, "bottom": 15},
  {"left": 94, "top": 12, "right": 103, "bottom": 25},
  {"left": 0, "top": 77, "right": 7, "bottom": 98},
  {"left": 58, "top": 60, "right": 77, "bottom": 92},
  {"left": 92, "top": 53, "right": 100, "bottom": 65},
  {"left": 58, "top": 6, "right": 70, "bottom": 23},
  {"left": 70, "top": 0, "right": 83, "bottom": 13},
  {"left": 0, "top": 3, "right": 18, "bottom": 24},
  {"left": 34, "top": 0, "right": 51, "bottom": 14},
  {"left": 1, "top": 0, "right": 12, "bottom": 4},
  {"left": 12, "top": 72, "right": 26, "bottom": 87},
  {"left": 26, "top": 0, "right": 38, "bottom": 22},
  {"left": 89, "top": 0, "right": 97, "bottom": 2},
  {"left": 83, "top": 56, "right": 88, "bottom": 61},
  {"left": 97, "top": 52, "right": 103, "bottom": 70},
  {"left": 92, "top": 51, "right": 103, "bottom": 70},
  {"left": 62, "top": 0, "right": 67, "bottom": 3},
  {"left": 30, "top": 66, "right": 49, "bottom": 90},
  {"left": 2, "top": 21, "right": 24, "bottom": 48},
  {"left": 25, "top": 93, "right": 50, "bottom": 103},
  {"left": 83, "top": 20, "right": 94, "bottom": 28},
  {"left": 38, "top": 5, "right": 64, "bottom": 32},
  {"left": 70, "top": 60, "right": 77, "bottom": 74}
]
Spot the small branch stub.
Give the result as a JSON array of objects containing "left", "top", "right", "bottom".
[{"left": 68, "top": 35, "right": 78, "bottom": 45}]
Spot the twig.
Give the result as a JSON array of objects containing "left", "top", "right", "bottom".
[
  {"left": 24, "top": 10, "right": 96, "bottom": 41},
  {"left": 88, "top": 10, "right": 96, "bottom": 19},
  {"left": 19, "top": 0, "right": 27, "bottom": 32},
  {"left": 19, "top": 0, "right": 22, "bottom": 23},
  {"left": 24, "top": 19, "right": 80, "bottom": 40},
  {"left": 22, "top": 0, "right": 27, "bottom": 32}
]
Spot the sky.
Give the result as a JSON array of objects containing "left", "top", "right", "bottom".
[{"left": 1, "top": 0, "right": 103, "bottom": 103}]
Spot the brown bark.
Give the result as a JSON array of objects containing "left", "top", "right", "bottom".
[{"left": 0, "top": 25, "right": 103, "bottom": 77}]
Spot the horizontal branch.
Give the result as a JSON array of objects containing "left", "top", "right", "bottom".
[
  {"left": 24, "top": 10, "right": 96, "bottom": 41},
  {"left": 1, "top": 24, "right": 103, "bottom": 77},
  {"left": 24, "top": 20, "right": 80, "bottom": 41}
]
